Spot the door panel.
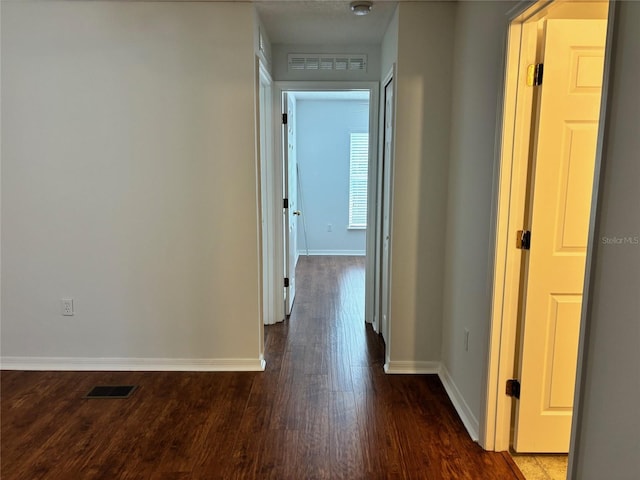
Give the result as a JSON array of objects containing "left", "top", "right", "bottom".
[
  {"left": 283, "top": 93, "right": 297, "bottom": 316},
  {"left": 514, "top": 19, "right": 607, "bottom": 453},
  {"left": 380, "top": 79, "right": 394, "bottom": 346}
]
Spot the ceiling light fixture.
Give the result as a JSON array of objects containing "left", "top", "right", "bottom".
[{"left": 350, "top": 1, "right": 373, "bottom": 16}]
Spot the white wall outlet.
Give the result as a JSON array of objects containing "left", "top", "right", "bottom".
[
  {"left": 464, "top": 328, "right": 470, "bottom": 351},
  {"left": 327, "top": 223, "right": 333, "bottom": 232},
  {"left": 61, "top": 298, "right": 74, "bottom": 316}
]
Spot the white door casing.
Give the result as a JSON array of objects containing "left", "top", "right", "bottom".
[
  {"left": 513, "top": 18, "right": 607, "bottom": 453},
  {"left": 258, "top": 61, "right": 278, "bottom": 326}
]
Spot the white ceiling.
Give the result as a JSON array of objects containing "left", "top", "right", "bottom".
[{"left": 255, "top": 1, "right": 399, "bottom": 45}]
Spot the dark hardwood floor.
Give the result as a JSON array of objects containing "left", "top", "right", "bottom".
[{"left": 1, "top": 256, "right": 524, "bottom": 479}]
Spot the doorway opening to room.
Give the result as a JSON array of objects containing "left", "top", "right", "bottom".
[
  {"left": 484, "top": 0, "right": 611, "bottom": 478},
  {"left": 281, "top": 89, "right": 372, "bottom": 318}
]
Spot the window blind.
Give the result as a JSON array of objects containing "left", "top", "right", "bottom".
[{"left": 349, "top": 133, "right": 369, "bottom": 229}]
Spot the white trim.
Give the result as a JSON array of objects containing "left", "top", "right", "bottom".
[
  {"left": 439, "top": 364, "right": 480, "bottom": 442},
  {"left": 299, "top": 250, "right": 366, "bottom": 256},
  {"left": 375, "top": 65, "right": 396, "bottom": 345},
  {"left": 383, "top": 360, "right": 440, "bottom": 374},
  {"left": 258, "top": 56, "right": 280, "bottom": 327},
  {"left": 0, "top": 357, "right": 267, "bottom": 372},
  {"left": 483, "top": 12, "right": 534, "bottom": 452}
]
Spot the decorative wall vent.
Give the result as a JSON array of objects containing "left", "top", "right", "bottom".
[{"left": 288, "top": 54, "right": 367, "bottom": 72}]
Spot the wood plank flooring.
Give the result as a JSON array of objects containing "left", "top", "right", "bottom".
[{"left": 1, "top": 256, "right": 524, "bottom": 479}]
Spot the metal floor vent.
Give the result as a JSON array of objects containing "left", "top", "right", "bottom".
[{"left": 84, "top": 385, "right": 137, "bottom": 399}]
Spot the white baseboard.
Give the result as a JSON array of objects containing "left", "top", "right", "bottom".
[
  {"left": 438, "top": 364, "right": 480, "bottom": 442},
  {"left": 383, "top": 360, "right": 441, "bottom": 374},
  {"left": 299, "top": 250, "right": 366, "bottom": 256},
  {"left": 0, "top": 356, "right": 266, "bottom": 372}
]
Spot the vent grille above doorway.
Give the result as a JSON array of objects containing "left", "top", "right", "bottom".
[{"left": 288, "top": 54, "right": 367, "bottom": 72}]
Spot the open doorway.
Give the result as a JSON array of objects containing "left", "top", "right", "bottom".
[
  {"left": 263, "top": 82, "right": 379, "bottom": 333},
  {"left": 485, "top": 0, "right": 611, "bottom": 477},
  {"left": 280, "top": 88, "right": 373, "bottom": 320}
]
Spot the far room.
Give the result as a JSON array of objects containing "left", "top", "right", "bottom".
[{"left": 288, "top": 90, "right": 370, "bottom": 259}]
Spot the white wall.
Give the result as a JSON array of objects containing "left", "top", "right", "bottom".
[
  {"left": 440, "top": 0, "right": 513, "bottom": 429},
  {"left": 380, "top": 6, "right": 398, "bottom": 80},
  {"left": 1, "top": 1, "right": 263, "bottom": 368},
  {"left": 385, "top": 2, "right": 455, "bottom": 370},
  {"left": 296, "top": 99, "right": 369, "bottom": 255},
  {"left": 570, "top": 2, "right": 640, "bottom": 478},
  {"left": 272, "top": 44, "right": 381, "bottom": 82}
]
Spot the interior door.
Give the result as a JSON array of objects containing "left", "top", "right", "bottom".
[
  {"left": 283, "top": 93, "right": 298, "bottom": 316},
  {"left": 514, "top": 19, "right": 607, "bottom": 453},
  {"left": 380, "top": 78, "right": 394, "bottom": 346}
]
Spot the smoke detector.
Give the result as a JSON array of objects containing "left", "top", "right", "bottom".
[{"left": 350, "top": 1, "right": 373, "bottom": 16}]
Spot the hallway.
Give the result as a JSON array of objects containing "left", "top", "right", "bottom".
[
  {"left": 260, "top": 255, "right": 524, "bottom": 478},
  {"left": 1, "top": 256, "right": 525, "bottom": 479}
]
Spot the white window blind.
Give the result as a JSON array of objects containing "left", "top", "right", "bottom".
[{"left": 349, "top": 133, "right": 369, "bottom": 229}]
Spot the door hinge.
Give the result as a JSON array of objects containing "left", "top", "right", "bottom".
[
  {"left": 526, "top": 63, "right": 544, "bottom": 86},
  {"left": 284, "top": 277, "right": 290, "bottom": 288},
  {"left": 506, "top": 379, "right": 521, "bottom": 399},
  {"left": 516, "top": 230, "right": 531, "bottom": 250},
  {"left": 282, "top": 113, "right": 288, "bottom": 124},
  {"left": 283, "top": 198, "right": 289, "bottom": 209}
]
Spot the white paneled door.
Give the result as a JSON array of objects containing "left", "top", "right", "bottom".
[
  {"left": 380, "top": 78, "right": 394, "bottom": 346},
  {"left": 283, "top": 93, "right": 298, "bottom": 316},
  {"left": 514, "top": 19, "right": 607, "bottom": 453}
]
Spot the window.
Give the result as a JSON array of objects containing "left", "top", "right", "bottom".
[{"left": 348, "top": 133, "right": 369, "bottom": 229}]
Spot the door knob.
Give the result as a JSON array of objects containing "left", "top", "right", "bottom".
[{"left": 293, "top": 210, "right": 302, "bottom": 216}]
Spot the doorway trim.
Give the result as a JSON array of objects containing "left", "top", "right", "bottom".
[
  {"left": 271, "top": 81, "right": 380, "bottom": 326},
  {"left": 482, "top": 0, "right": 616, "bottom": 453},
  {"left": 376, "top": 66, "right": 395, "bottom": 349},
  {"left": 257, "top": 58, "right": 277, "bottom": 332}
]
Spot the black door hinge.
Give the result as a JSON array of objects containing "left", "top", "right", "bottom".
[
  {"left": 527, "top": 63, "right": 544, "bottom": 86},
  {"left": 283, "top": 198, "right": 289, "bottom": 209},
  {"left": 284, "top": 277, "right": 290, "bottom": 288},
  {"left": 506, "top": 379, "right": 521, "bottom": 399},
  {"left": 282, "top": 113, "right": 288, "bottom": 125},
  {"left": 516, "top": 230, "right": 531, "bottom": 250}
]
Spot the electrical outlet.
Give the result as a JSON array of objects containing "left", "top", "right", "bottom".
[
  {"left": 61, "top": 298, "right": 74, "bottom": 316},
  {"left": 464, "top": 328, "right": 470, "bottom": 351},
  {"left": 327, "top": 223, "right": 333, "bottom": 232}
]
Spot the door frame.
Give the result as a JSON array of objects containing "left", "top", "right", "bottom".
[
  {"left": 257, "top": 58, "right": 278, "bottom": 330},
  {"left": 481, "top": 0, "right": 617, "bottom": 453},
  {"left": 272, "top": 81, "right": 380, "bottom": 327},
  {"left": 376, "top": 67, "right": 396, "bottom": 349}
]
